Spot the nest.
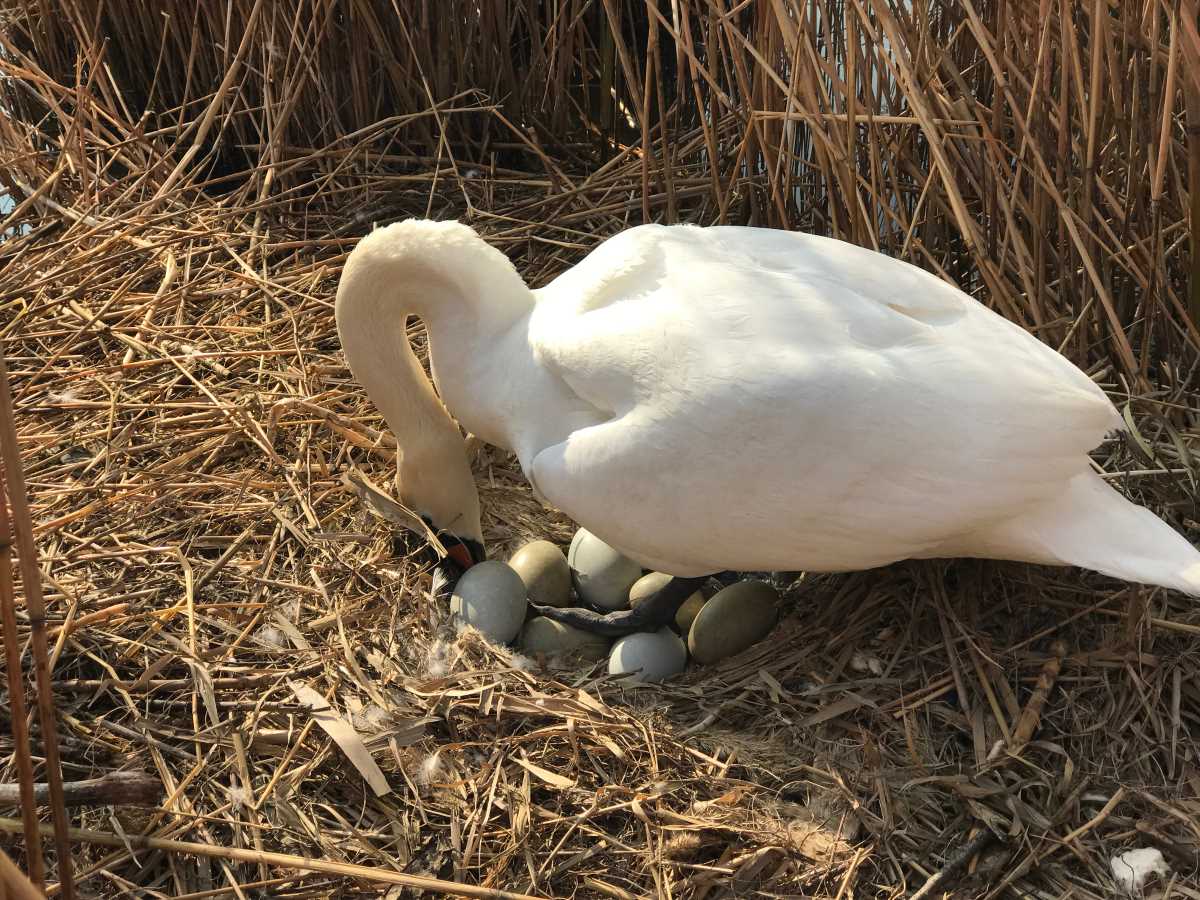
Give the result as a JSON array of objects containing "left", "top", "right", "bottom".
[{"left": 1, "top": 2, "right": 1199, "bottom": 897}]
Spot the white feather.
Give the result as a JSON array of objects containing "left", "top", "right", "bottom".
[
  {"left": 1110, "top": 847, "right": 1170, "bottom": 894},
  {"left": 336, "top": 220, "right": 1200, "bottom": 595}
]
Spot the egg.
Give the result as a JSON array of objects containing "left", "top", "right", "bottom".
[
  {"left": 687, "top": 580, "right": 778, "bottom": 664},
  {"left": 508, "top": 540, "right": 572, "bottom": 607},
  {"left": 449, "top": 561, "right": 528, "bottom": 643},
  {"left": 628, "top": 571, "right": 671, "bottom": 605},
  {"left": 628, "top": 572, "right": 707, "bottom": 633},
  {"left": 519, "top": 616, "right": 611, "bottom": 662},
  {"left": 568, "top": 528, "right": 642, "bottom": 611},
  {"left": 608, "top": 628, "right": 688, "bottom": 682},
  {"left": 674, "top": 593, "right": 708, "bottom": 634}
]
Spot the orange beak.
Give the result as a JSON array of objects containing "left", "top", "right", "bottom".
[{"left": 446, "top": 542, "right": 475, "bottom": 571}]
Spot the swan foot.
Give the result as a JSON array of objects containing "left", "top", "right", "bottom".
[{"left": 532, "top": 576, "right": 709, "bottom": 637}]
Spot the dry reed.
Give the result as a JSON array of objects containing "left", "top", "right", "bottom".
[{"left": 0, "top": 1, "right": 1198, "bottom": 897}]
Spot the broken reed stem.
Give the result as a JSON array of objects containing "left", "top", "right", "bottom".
[
  {"left": 909, "top": 829, "right": 999, "bottom": 900},
  {"left": 0, "top": 412, "right": 43, "bottom": 887},
  {"left": 0, "top": 817, "right": 544, "bottom": 900},
  {"left": 0, "top": 350, "right": 75, "bottom": 898},
  {"left": 1009, "top": 640, "right": 1067, "bottom": 752},
  {"left": 0, "top": 771, "right": 162, "bottom": 808}
]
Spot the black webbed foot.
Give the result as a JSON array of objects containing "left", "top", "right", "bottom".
[{"left": 532, "top": 575, "right": 710, "bottom": 637}]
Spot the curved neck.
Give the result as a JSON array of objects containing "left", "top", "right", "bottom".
[{"left": 335, "top": 220, "right": 532, "bottom": 476}]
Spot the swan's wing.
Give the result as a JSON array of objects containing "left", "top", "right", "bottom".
[{"left": 527, "top": 225, "right": 1121, "bottom": 574}]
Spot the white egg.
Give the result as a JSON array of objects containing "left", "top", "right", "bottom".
[
  {"left": 449, "top": 561, "right": 528, "bottom": 643},
  {"left": 568, "top": 528, "right": 642, "bottom": 611},
  {"left": 608, "top": 628, "right": 687, "bottom": 682}
]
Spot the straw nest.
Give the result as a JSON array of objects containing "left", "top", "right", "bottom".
[{"left": 1, "top": 2, "right": 1199, "bottom": 897}]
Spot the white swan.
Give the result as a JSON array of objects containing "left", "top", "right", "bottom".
[{"left": 335, "top": 218, "right": 1200, "bottom": 632}]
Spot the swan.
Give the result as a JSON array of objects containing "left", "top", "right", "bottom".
[{"left": 334, "top": 218, "right": 1200, "bottom": 635}]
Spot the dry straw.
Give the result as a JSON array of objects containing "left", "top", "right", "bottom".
[{"left": 0, "top": 1, "right": 1198, "bottom": 897}]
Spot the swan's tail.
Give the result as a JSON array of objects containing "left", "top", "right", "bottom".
[{"left": 969, "top": 471, "right": 1200, "bottom": 596}]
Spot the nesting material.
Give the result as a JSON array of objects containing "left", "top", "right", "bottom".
[
  {"left": 568, "top": 528, "right": 642, "bottom": 610},
  {"left": 449, "top": 561, "right": 528, "bottom": 643}
]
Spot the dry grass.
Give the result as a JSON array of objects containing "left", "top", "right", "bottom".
[{"left": 1, "top": 1, "right": 1199, "bottom": 897}]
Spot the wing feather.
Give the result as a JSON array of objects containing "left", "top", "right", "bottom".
[{"left": 527, "top": 226, "right": 1121, "bottom": 574}]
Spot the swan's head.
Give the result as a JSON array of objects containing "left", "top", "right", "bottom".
[
  {"left": 397, "top": 443, "right": 486, "bottom": 572},
  {"left": 334, "top": 217, "right": 531, "bottom": 580}
]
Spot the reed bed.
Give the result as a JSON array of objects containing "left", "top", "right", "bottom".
[{"left": 0, "top": 1, "right": 1198, "bottom": 896}]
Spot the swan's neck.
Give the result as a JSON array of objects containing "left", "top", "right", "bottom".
[{"left": 335, "top": 221, "right": 533, "bottom": 471}]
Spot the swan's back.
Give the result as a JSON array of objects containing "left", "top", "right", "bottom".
[
  {"left": 540, "top": 224, "right": 1113, "bottom": 421},
  {"left": 527, "top": 225, "right": 1143, "bottom": 577}
]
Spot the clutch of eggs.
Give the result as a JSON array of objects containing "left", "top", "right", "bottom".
[{"left": 447, "top": 529, "right": 778, "bottom": 682}]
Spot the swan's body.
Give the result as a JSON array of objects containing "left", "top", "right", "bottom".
[{"left": 335, "top": 219, "right": 1200, "bottom": 600}]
